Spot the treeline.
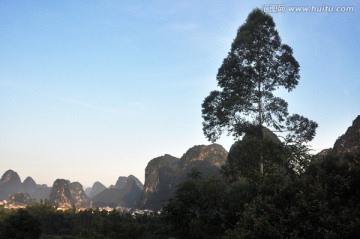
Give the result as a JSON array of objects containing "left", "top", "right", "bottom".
[
  {"left": 163, "top": 147, "right": 360, "bottom": 239},
  {"left": 0, "top": 204, "right": 165, "bottom": 239},
  {"left": 1, "top": 149, "right": 359, "bottom": 238}
]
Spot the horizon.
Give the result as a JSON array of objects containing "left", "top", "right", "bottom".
[{"left": 1, "top": 1, "right": 359, "bottom": 187}]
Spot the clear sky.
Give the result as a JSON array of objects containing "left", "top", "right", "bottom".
[{"left": 1, "top": 0, "right": 359, "bottom": 187}]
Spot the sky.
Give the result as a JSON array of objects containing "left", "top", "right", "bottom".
[{"left": 1, "top": 0, "right": 359, "bottom": 187}]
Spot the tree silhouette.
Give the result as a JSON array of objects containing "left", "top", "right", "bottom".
[{"left": 202, "top": 9, "right": 318, "bottom": 174}]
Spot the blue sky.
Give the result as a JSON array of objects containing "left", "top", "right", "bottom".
[{"left": 1, "top": 0, "right": 359, "bottom": 187}]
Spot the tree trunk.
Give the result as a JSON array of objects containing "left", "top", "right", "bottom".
[{"left": 258, "top": 80, "right": 264, "bottom": 176}]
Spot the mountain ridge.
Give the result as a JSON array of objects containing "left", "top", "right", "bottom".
[
  {"left": 139, "top": 144, "right": 228, "bottom": 210},
  {"left": 3, "top": 118, "right": 360, "bottom": 211},
  {"left": 333, "top": 115, "right": 360, "bottom": 155}
]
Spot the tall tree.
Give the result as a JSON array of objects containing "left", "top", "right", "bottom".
[{"left": 202, "top": 9, "right": 317, "bottom": 174}]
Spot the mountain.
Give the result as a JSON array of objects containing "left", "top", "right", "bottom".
[
  {"left": 115, "top": 175, "right": 143, "bottom": 191},
  {"left": 49, "top": 179, "right": 89, "bottom": 207},
  {"left": 23, "top": 177, "right": 37, "bottom": 195},
  {"left": 139, "top": 154, "right": 179, "bottom": 210},
  {"left": 23, "top": 176, "right": 51, "bottom": 202},
  {"left": 128, "top": 175, "right": 143, "bottom": 190},
  {"left": 9, "top": 192, "right": 32, "bottom": 205},
  {"left": 115, "top": 177, "right": 127, "bottom": 190},
  {"left": 91, "top": 188, "right": 123, "bottom": 208},
  {"left": 87, "top": 181, "right": 106, "bottom": 198},
  {"left": 177, "top": 144, "right": 228, "bottom": 180},
  {"left": 32, "top": 184, "right": 51, "bottom": 201},
  {"left": 0, "top": 170, "right": 23, "bottom": 200},
  {"left": 121, "top": 175, "right": 143, "bottom": 207},
  {"left": 91, "top": 175, "right": 143, "bottom": 208},
  {"left": 1, "top": 144, "right": 227, "bottom": 209},
  {"left": 69, "top": 182, "right": 89, "bottom": 207},
  {"left": 0, "top": 171, "right": 50, "bottom": 202},
  {"left": 85, "top": 187, "right": 91, "bottom": 196},
  {"left": 139, "top": 144, "right": 228, "bottom": 210},
  {"left": 333, "top": 115, "right": 360, "bottom": 155},
  {"left": 49, "top": 179, "right": 72, "bottom": 207}
]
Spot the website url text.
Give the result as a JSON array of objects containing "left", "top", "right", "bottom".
[{"left": 263, "top": 5, "right": 355, "bottom": 13}]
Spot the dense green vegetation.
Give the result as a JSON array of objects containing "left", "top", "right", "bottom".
[
  {"left": 0, "top": 205, "right": 165, "bottom": 239},
  {"left": 163, "top": 149, "right": 360, "bottom": 238},
  {"left": 1, "top": 150, "right": 359, "bottom": 238}
]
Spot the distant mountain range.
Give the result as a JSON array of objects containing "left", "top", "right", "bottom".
[
  {"left": 0, "top": 143, "right": 228, "bottom": 210},
  {"left": 0, "top": 170, "right": 51, "bottom": 201},
  {"left": 1, "top": 115, "right": 359, "bottom": 210}
]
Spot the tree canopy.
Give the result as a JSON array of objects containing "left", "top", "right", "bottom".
[{"left": 202, "top": 9, "right": 317, "bottom": 145}]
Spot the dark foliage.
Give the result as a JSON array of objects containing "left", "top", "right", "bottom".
[
  {"left": 162, "top": 177, "right": 227, "bottom": 239},
  {"left": 163, "top": 149, "right": 360, "bottom": 238},
  {"left": 0, "top": 209, "right": 41, "bottom": 239},
  {"left": 0, "top": 204, "right": 165, "bottom": 239}
]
